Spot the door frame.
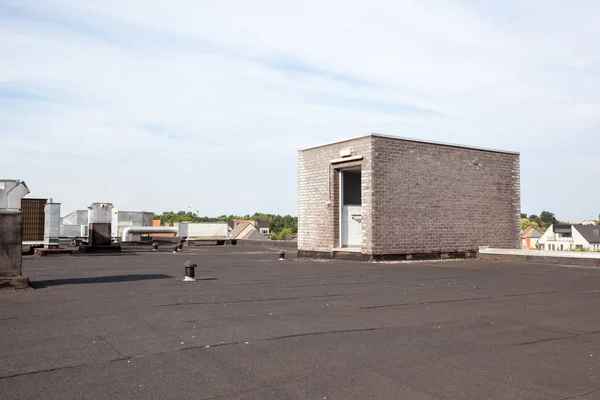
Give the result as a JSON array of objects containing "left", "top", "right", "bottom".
[{"left": 338, "top": 166, "right": 362, "bottom": 248}]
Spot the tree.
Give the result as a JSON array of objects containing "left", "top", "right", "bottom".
[
  {"left": 528, "top": 215, "right": 543, "bottom": 229},
  {"left": 540, "top": 211, "right": 557, "bottom": 226},
  {"left": 276, "top": 228, "right": 294, "bottom": 241},
  {"left": 521, "top": 218, "right": 540, "bottom": 232},
  {"left": 154, "top": 211, "right": 204, "bottom": 224},
  {"left": 520, "top": 213, "right": 528, "bottom": 219}
]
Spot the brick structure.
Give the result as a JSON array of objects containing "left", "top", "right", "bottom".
[
  {"left": 298, "top": 134, "right": 520, "bottom": 260},
  {"left": 0, "top": 179, "right": 30, "bottom": 289}
]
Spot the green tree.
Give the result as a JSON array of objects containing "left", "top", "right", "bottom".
[
  {"left": 154, "top": 211, "right": 204, "bottom": 224},
  {"left": 277, "top": 228, "right": 294, "bottom": 241},
  {"left": 540, "top": 211, "right": 557, "bottom": 226},
  {"left": 528, "top": 215, "right": 543, "bottom": 229},
  {"left": 520, "top": 213, "right": 528, "bottom": 219},
  {"left": 520, "top": 218, "right": 540, "bottom": 232}
]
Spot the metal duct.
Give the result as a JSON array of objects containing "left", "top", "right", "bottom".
[
  {"left": 121, "top": 226, "right": 178, "bottom": 242},
  {"left": 44, "top": 201, "right": 61, "bottom": 248}
]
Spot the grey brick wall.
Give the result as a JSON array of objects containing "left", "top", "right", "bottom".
[
  {"left": 298, "top": 136, "right": 373, "bottom": 253},
  {"left": 371, "top": 136, "right": 520, "bottom": 254},
  {"left": 298, "top": 134, "right": 520, "bottom": 257}
]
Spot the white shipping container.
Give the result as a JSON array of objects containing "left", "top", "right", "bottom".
[{"left": 178, "top": 222, "right": 230, "bottom": 239}]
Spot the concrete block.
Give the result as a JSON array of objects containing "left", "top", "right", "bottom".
[
  {"left": 0, "top": 275, "right": 29, "bottom": 290},
  {"left": 0, "top": 212, "right": 22, "bottom": 278}
]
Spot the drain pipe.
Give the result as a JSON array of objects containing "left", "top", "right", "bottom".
[{"left": 121, "top": 226, "right": 178, "bottom": 242}]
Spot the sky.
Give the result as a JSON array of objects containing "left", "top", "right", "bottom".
[{"left": 1, "top": 0, "right": 599, "bottom": 222}]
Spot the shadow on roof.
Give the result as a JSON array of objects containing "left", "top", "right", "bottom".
[{"left": 30, "top": 274, "right": 174, "bottom": 288}]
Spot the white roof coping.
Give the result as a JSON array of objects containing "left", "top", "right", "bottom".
[{"left": 299, "top": 133, "right": 519, "bottom": 155}]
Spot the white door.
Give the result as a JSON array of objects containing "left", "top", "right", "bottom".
[
  {"left": 342, "top": 205, "right": 362, "bottom": 247},
  {"left": 340, "top": 168, "right": 362, "bottom": 248}
]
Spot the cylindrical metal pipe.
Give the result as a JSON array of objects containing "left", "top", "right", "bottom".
[
  {"left": 183, "top": 260, "right": 197, "bottom": 282},
  {"left": 185, "top": 266, "right": 195, "bottom": 278},
  {"left": 121, "top": 226, "right": 178, "bottom": 242}
]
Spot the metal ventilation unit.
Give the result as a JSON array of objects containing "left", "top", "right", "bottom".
[
  {"left": 0, "top": 179, "right": 31, "bottom": 289},
  {"left": 44, "top": 200, "right": 61, "bottom": 248}
]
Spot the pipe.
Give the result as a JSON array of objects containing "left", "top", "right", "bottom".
[{"left": 121, "top": 226, "right": 178, "bottom": 242}]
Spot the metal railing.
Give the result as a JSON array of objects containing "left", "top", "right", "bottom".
[{"left": 541, "top": 236, "right": 573, "bottom": 242}]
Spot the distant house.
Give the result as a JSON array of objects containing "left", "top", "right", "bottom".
[
  {"left": 521, "top": 227, "right": 542, "bottom": 250},
  {"left": 233, "top": 220, "right": 270, "bottom": 237},
  {"left": 538, "top": 224, "right": 600, "bottom": 251},
  {"left": 254, "top": 220, "right": 271, "bottom": 237},
  {"left": 230, "top": 222, "right": 268, "bottom": 241}
]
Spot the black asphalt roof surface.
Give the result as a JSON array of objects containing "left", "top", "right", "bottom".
[{"left": 1, "top": 246, "right": 600, "bottom": 399}]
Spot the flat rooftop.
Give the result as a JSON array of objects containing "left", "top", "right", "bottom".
[{"left": 1, "top": 246, "right": 599, "bottom": 399}]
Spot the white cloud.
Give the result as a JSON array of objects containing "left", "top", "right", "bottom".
[{"left": 0, "top": 0, "right": 599, "bottom": 220}]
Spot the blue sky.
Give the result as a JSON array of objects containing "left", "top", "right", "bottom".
[{"left": 1, "top": 0, "right": 599, "bottom": 221}]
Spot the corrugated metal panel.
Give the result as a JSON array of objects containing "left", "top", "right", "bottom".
[
  {"left": 21, "top": 198, "right": 47, "bottom": 241},
  {"left": 117, "top": 211, "right": 154, "bottom": 226}
]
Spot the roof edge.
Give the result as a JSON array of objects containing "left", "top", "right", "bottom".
[
  {"left": 299, "top": 133, "right": 520, "bottom": 155},
  {"left": 298, "top": 134, "right": 375, "bottom": 152}
]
